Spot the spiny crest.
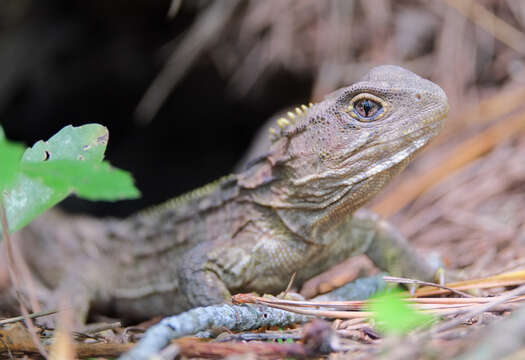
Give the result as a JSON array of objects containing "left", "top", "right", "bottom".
[
  {"left": 269, "top": 102, "right": 314, "bottom": 142},
  {"left": 138, "top": 174, "right": 236, "bottom": 217}
]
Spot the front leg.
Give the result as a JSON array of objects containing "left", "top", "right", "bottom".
[
  {"left": 177, "top": 244, "right": 232, "bottom": 309},
  {"left": 315, "top": 209, "right": 438, "bottom": 282},
  {"left": 355, "top": 209, "right": 437, "bottom": 282}
]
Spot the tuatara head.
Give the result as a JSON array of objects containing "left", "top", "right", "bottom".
[{"left": 240, "top": 65, "right": 448, "bottom": 238}]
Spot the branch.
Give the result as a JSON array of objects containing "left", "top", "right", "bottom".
[{"left": 119, "top": 303, "right": 310, "bottom": 360}]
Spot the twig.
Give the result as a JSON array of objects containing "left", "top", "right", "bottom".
[
  {"left": 118, "top": 304, "right": 310, "bottom": 360},
  {"left": 236, "top": 286, "right": 525, "bottom": 318},
  {"left": 283, "top": 271, "right": 296, "bottom": 298},
  {"left": 0, "top": 309, "right": 57, "bottom": 326},
  {"left": 239, "top": 294, "right": 520, "bottom": 318},
  {"left": 409, "top": 296, "right": 525, "bottom": 305},
  {"left": 455, "top": 304, "right": 525, "bottom": 360},
  {"left": 253, "top": 299, "right": 372, "bottom": 319},
  {"left": 175, "top": 337, "right": 313, "bottom": 358},
  {"left": 383, "top": 276, "right": 473, "bottom": 298},
  {"left": 430, "top": 284, "right": 525, "bottom": 334},
  {"left": 176, "top": 319, "right": 337, "bottom": 358},
  {"left": 0, "top": 196, "right": 49, "bottom": 359},
  {"left": 0, "top": 337, "right": 13, "bottom": 360},
  {"left": 415, "top": 269, "right": 525, "bottom": 296},
  {"left": 49, "top": 304, "right": 75, "bottom": 360},
  {"left": 82, "top": 321, "right": 122, "bottom": 335},
  {"left": 0, "top": 324, "right": 133, "bottom": 358},
  {"left": 214, "top": 331, "right": 302, "bottom": 342}
]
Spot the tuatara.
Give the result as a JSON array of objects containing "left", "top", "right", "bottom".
[{"left": 0, "top": 65, "right": 448, "bottom": 323}]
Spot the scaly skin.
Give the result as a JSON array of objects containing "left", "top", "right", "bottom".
[{"left": 1, "top": 65, "right": 448, "bottom": 322}]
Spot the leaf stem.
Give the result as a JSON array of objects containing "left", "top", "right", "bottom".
[{"left": 0, "top": 195, "right": 49, "bottom": 359}]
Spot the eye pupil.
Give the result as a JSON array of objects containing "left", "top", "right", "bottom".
[
  {"left": 363, "top": 100, "right": 372, "bottom": 115},
  {"left": 354, "top": 98, "right": 382, "bottom": 120}
]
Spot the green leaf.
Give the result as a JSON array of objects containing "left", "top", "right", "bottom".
[
  {"left": 21, "top": 160, "right": 140, "bottom": 201},
  {"left": 2, "top": 124, "right": 139, "bottom": 234},
  {"left": 22, "top": 124, "right": 108, "bottom": 163},
  {"left": 0, "top": 126, "right": 5, "bottom": 141},
  {"left": 367, "top": 289, "right": 433, "bottom": 335},
  {"left": 0, "top": 139, "right": 24, "bottom": 190}
]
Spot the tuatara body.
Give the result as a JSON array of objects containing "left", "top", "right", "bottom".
[{"left": 0, "top": 65, "right": 448, "bottom": 322}]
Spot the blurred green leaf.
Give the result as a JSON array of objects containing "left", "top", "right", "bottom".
[
  {"left": 0, "top": 126, "right": 5, "bottom": 140},
  {"left": 22, "top": 124, "right": 107, "bottom": 163},
  {"left": 0, "top": 139, "right": 24, "bottom": 191},
  {"left": 21, "top": 160, "right": 140, "bottom": 201},
  {"left": 1, "top": 124, "right": 139, "bottom": 234},
  {"left": 367, "top": 289, "right": 433, "bottom": 335}
]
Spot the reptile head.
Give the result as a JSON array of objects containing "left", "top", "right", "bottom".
[{"left": 242, "top": 65, "right": 448, "bottom": 238}]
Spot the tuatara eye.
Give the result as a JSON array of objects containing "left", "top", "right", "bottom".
[
  {"left": 354, "top": 99, "right": 381, "bottom": 119},
  {"left": 347, "top": 93, "right": 388, "bottom": 122}
]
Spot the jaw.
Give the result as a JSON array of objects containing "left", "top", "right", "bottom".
[
  {"left": 274, "top": 153, "right": 413, "bottom": 242},
  {"left": 286, "top": 112, "right": 444, "bottom": 205}
]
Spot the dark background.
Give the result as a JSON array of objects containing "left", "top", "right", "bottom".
[
  {"left": 1, "top": 0, "right": 524, "bottom": 219},
  {"left": 0, "top": 1, "right": 312, "bottom": 216}
]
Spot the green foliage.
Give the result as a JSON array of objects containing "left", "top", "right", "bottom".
[
  {"left": 21, "top": 160, "right": 139, "bottom": 201},
  {"left": 0, "top": 124, "right": 140, "bottom": 234},
  {"left": 0, "top": 139, "right": 24, "bottom": 190},
  {"left": 21, "top": 124, "right": 107, "bottom": 162},
  {"left": 367, "top": 288, "right": 433, "bottom": 335}
]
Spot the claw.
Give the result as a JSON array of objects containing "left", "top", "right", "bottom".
[
  {"left": 408, "top": 283, "right": 418, "bottom": 296},
  {"left": 435, "top": 268, "right": 446, "bottom": 286}
]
